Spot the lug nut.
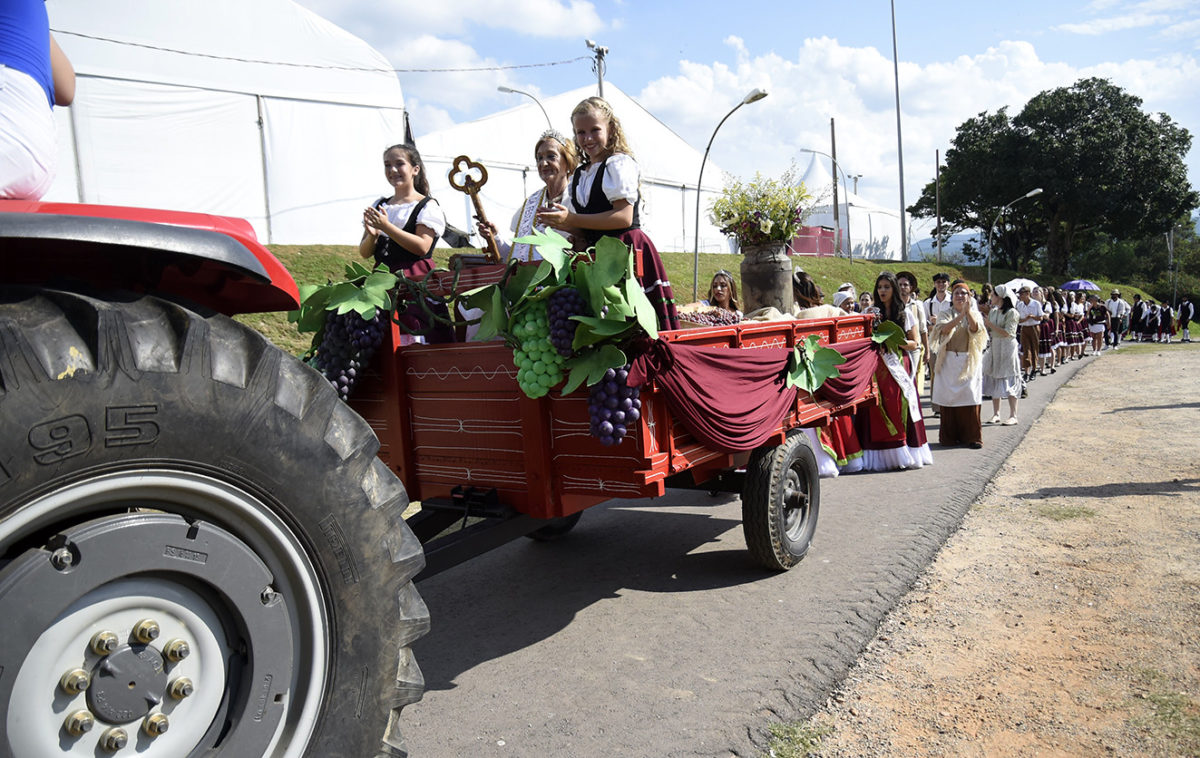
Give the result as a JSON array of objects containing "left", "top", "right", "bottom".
[
  {"left": 163, "top": 638, "right": 191, "bottom": 662},
  {"left": 63, "top": 709, "right": 95, "bottom": 737},
  {"left": 49, "top": 546, "right": 75, "bottom": 570},
  {"left": 169, "top": 676, "right": 194, "bottom": 700},
  {"left": 143, "top": 713, "right": 170, "bottom": 737},
  {"left": 131, "top": 618, "right": 161, "bottom": 644},
  {"left": 99, "top": 727, "right": 128, "bottom": 752},
  {"left": 90, "top": 630, "right": 119, "bottom": 656},
  {"left": 260, "top": 586, "right": 281, "bottom": 606},
  {"left": 59, "top": 668, "right": 90, "bottom": 695}
]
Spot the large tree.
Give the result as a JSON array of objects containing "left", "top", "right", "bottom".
[
  {"left": 911, "top": 78, "right": 1198, "bottom": 276},
  {"left": 909, "top": 109, "right": 1046, "bottom": 272}
]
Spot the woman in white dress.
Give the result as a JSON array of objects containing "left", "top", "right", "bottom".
[{"left": 982, "top": 284, "right": 1022, "bottom": 425}]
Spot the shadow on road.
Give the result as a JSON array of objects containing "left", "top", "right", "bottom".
[
  {"left": 1014, "top": 478, "right": 1200, "bottom": 500},
  {"left": 1105, "top": 402, "right": 1200, "bottom": 413},
  {"left": 412, "top": 498, "right": 770, "bottom": 692}
]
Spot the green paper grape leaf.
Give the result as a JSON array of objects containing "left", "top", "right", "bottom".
[
  {"left": 585, "top": 344, "right": 628, "bottom": 385},
  {"left": 297, "top": 283, "right": 325, "bottom": 305},
  {"left": 288, "top": 283, "right": 330, "bottom": 329},
  {"left": 591, "top": 236, "right": 631, "bottom": 288},
  {"left": 562, "top": 344, "right": 629, "bottom": 395},
  {"left": 623, "top": 276, "right": 659, "bottom": 340},
  {"left": 871, "top": 319, "right": 906, "bottom": 354},
  {"left": 601, "top": 285, "right": 634, "bottom": 317},
  {"left": 570, "top": 314, "right": 635, "bottom": 350},
  {"left": 475, "top": 288, "right": 507, "bottom": 342},
  {"left": 361, "top": 270, "right": 398, "bottom": 309},
  {"left": 560, "top": 360, "right": 591, "bottom": 396},
  {"left": 336, "top": 293, "right": 383, "bottom": 319},
  {"left": 459, "top": 284, "right": 506, "bottom": 342},
  {"left": 514, "top": 228, "right": 572, "bottom": 274},
  {"left": 502, "top": 260, "right": 550, "bottom": 303},
  {"left": 574, "top": 259, "right": 607, "bottom": 317},
  {"left": 343, "top": 260, "right": 374, "bottom": 281},
  {"left": 785, "top": 335, "right": 845, "bottom": 392}
]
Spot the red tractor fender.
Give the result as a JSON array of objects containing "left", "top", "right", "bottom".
[{"left": 0, "top": 200, "right": 300, "bottom": 315}]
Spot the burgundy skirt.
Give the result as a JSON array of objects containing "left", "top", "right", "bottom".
[{"left": 618, "top": 228, "right": 680, "bottom": 331}]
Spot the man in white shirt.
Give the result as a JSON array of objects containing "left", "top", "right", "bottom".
[
  {"left": 1015, "top": 286, "right": 1044, "bottom": 381},
  {"left": 924, "top": 273, "right": 952, "bottom": 411},
  {"left": 1104, "top": 289, "right": 1130, "bottom": 349}
]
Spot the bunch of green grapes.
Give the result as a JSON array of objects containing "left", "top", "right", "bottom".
[{"left": 512, "top": 301, "right": 566, "bottom": 398}]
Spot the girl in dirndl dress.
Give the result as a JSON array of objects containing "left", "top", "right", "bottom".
[
  {"left": 1033, "top": 287, "right": 1055, "bottom": 375},
  {"left": 1068, "top": 292, "right": 1087, "bottom": 357},
  {"left": 1052, "top": 291, "right": 1069, "bottom": 366},
  {"left": 537, "top": 97, "right": 679, "bottom": 330},
  {"left": 359, "top": 143, "right": 450, "bottom": 344}
]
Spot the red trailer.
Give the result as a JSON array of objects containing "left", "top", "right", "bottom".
[{"left": 346, "top": 270, "right": 877, "bottom": 577}]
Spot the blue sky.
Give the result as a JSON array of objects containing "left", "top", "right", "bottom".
[{"left": 296, "top": 0, "right": 1200, "bottom": 240}]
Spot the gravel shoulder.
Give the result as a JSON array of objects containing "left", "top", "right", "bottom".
[{"left": 796, "top": 343, "right": 1200, "bottom": 757}]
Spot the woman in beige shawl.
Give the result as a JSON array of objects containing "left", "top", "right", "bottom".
[{"left": 931, "top": 280, "right": 988, "bottom": 448}]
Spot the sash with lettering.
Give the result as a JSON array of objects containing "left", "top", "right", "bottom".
[{"left": 510, "top": 189, "right": 548, "bottom": 262}]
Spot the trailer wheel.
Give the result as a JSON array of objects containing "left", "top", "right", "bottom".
[
  {"left": 741, "top": 431, "right": 821, "bottom": 570},
  {"left": 0, "top": 289, "right": 428, "bottom": 758}
]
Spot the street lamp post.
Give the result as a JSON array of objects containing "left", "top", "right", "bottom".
[
  {"left": 692, "top": 88, "right": 768, "bottom": 299},
  {"left": 586, "top": 39, "right": 608, "bottom": 97},
  {"left": 798, "top": 148, "right": 854, "bottom": 260},
  {"left": 497, "top": 86, "right": 552, "bottom": 130},
  {"left": 986, "top": 187, "right": 1044, "bottom": 285}
]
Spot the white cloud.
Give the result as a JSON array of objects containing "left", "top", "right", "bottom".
[
  {"left": 1055, "top": 13, "right": 1172, "bottom": 34},
  {"left": 296, "top": 0, "right": 604, "bottom": 40},
  {"left": 406, "top": 98, "right": 457, "bottom": 139},
  {"left": 377, "top": 35, "right": 530, "bottom": 120},
  {"left": 638, "top": 37, "right": 1200, "bottom": 235},
  {"left": 1162, "top": 18, "right": 1200, "bottom": 37}
]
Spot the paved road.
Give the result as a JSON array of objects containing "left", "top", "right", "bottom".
[{"left": 403, "top": 352, "right": 1097, "bottom": 757}]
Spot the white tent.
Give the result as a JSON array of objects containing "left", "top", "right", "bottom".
[
  {"left": 44, "top": 0, "right": 407, "bottom": 244},
  {"left": 799, "top": 154, "right": 904, "bottom": 261},
  {"left": 416, "top": 84, "right": 730, "bottom": 254}
]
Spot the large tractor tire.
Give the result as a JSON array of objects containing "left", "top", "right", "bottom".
[
  {"left": 0, "top": 288, "right": 429, "bottom": 757},
  {"left": 741, "top": 430, "right": 821, "bottom": 571}
]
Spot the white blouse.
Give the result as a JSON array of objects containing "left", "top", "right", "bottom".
[
  {"left": 380, "top": 197, "right": 445, "bottom": 239},
  {"left": 570, "top": 153, "right": 640, "bottom": 211}
]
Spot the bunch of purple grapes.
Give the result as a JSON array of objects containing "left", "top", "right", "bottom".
[
  {"left": 588, "top": 366, "right": 642, "bottom": 446},
  {"left": 682, "top": 308, "right": 742, "bottom": 327},
  {"left": 309, "top": 308, "right": 387, "bottom": 401},
  {"left": 548, "top": 286, "right": 587, "bottom": 357}
]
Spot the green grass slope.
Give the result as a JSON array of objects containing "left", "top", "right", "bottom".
[{"left": 238, "top": 245, "right": 1170, "bottom": 356}]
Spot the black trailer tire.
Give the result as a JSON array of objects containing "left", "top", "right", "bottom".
[
  {"left": 525, "top": 511, "right": 583, "bottom": 541},
  {"left": 741, "top": 431, "right": 821, "bottom": 571},
  {"left": 0, "top": 288, "right": 428, "bottom": 758}
]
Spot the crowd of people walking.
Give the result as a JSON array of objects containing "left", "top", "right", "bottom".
[{"left": 780, "top": 269, "right": 1195, "bottom": 478}]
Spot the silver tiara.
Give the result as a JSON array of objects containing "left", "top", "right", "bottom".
[{"left": 540, "top": 129, "right": 568, "bottom": 145}]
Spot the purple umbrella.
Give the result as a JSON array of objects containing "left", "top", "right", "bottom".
[{"left": 1060, "top": 279, "right": 1100, "bottom": 291}]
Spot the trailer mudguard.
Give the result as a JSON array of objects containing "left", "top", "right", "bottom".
[{"left": 0, "top": 201, "right": 299, "bottom": 315}]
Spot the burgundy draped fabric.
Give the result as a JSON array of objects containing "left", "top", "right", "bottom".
[
  {"left": 628, "top": 339, "right": 796, "bottom": 452},
  {"left": 816, "top": 338, "right": 879, "bottom": 405},
  {"left": 626, "top": 337, "right": 884, "bottom": 453}
]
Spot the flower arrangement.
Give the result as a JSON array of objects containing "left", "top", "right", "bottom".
[{"left": 709, "top": 168, "right": 811, "bottom": 248}]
